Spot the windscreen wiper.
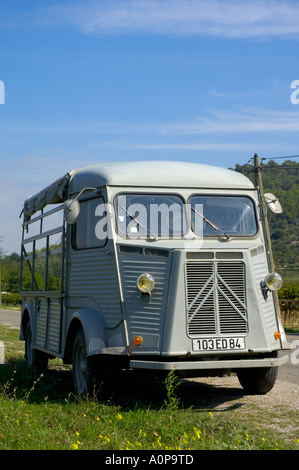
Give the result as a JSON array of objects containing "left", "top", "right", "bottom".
[
  {"left": 192, "top": 207, "right": 230, "bottom": 240},
  {"left": 120, "top": 205, "right": 158, "bottom": 240}
]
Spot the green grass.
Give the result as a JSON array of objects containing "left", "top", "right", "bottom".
[{"left": 0, "top": 325, "right": 298, "bottom": 451}]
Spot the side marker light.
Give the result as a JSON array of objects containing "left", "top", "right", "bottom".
[{"left": 134, "top": 336, "right": 143, "bottom": 346}]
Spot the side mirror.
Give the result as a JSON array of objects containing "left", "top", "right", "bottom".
[
  {"left": 64, "top": 199, "right": 80, "bottom": 224},
  {"left": 264, "top": 193, "right": 283, "bottom": 214}
]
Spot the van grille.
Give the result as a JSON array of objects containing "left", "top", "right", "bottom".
[{"left": 186, "top": 261, "right": 247, "bottom": 336}]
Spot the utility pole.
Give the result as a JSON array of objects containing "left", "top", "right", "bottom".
[
  {"left": 253, "top": 153, "right": 281, "bottom": 320},
  {"left": 253, "top": 153, "right": 275, "bottom": 272}
]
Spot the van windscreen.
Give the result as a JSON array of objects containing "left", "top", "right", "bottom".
[
  {"left": 190, "top": 196, "right": 258, "bottom": 237},
  {"left": 116, "top": 194, "right": 186, "bottom": 239}
]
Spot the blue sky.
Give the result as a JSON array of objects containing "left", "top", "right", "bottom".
[{"left": 0, "top": 0, "right": 299, "bottom": 254}]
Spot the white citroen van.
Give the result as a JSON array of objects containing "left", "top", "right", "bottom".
[{"left": 19, "top": 161, "right": 288, "bottom": 396}]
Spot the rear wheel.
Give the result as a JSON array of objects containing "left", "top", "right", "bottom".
[
  {"left": 72, "top": 329, "right": 97, "bottom": 397},
  {"left": 24, "top": 321, "right": 48, "bottom": 370},
  {"left": 237, "top": 365, "right": 278, "bottom": 394}
]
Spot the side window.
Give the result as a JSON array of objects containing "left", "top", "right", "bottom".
[
  {"left": 74, "top": 197, "right": 107, "bottom": 249},
  {"left": 21, "top": 206, "right": 64, "bottom": 292}
]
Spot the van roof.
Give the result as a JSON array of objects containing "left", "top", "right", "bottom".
[
  {"left": 69, "top": 161, "right": 254, "bottom": 193},
  {"left": 23, "top": 161, "right": 254, "bottom": 220}
]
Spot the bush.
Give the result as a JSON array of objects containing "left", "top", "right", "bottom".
[
  {"left": 1, "top": 293, "right": 22, "bottom": 306},
  {"left": 278, "top": 284, "right": 299, "bottom": 300}
]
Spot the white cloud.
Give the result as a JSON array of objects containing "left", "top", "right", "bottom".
[
  {"left": 51, "top": 0, "right": 299, "bottom": 39},
  {"left": 1, "top": 108, "right": 299, "bottom": 140},
  {"left": 160, "top": 109, "right": 299, "bottom": 134}
]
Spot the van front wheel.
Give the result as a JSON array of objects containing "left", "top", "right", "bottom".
[
  {"left": 236, "top": 366, "right": 278, "bottom": 395},
  {"left": 72, "top": 329, "right": 96, "bottom": 397}
]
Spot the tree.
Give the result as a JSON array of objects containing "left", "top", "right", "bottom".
[{"left": 235, "top": 159, "right": 299, "bottom": 278}]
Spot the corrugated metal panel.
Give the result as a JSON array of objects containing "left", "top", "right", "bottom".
[
  {"left": 34, "top": 297, "right": 62, "bottom": 352},
  {"left": 252, "top": 257, "right": 277, "bottom": 333},
  {"left": 67, "top": 249, "right": 122, "bottom": 328},
  {"left": 46, "top": 298, "right": 61, "bottom": 352},
  {"left": 35, "top": 299, "right": 47, "bottom": 347},
  {"left": 119, "top": 253, "right": 170, "bottom": 343},
  {"left": 186, "top": 261, "right": 248, "bottom": 336}
]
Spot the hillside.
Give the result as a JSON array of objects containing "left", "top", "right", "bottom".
[{"left": 234, "top": 159, "right": 299, "bottom": 279}]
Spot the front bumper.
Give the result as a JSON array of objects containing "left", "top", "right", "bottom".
[{"left": 130, "top": 354, "right": 288, "bottom": 371}]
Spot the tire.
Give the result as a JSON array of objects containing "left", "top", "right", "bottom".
[
  {"left": 237, "top": 366, "right": 278, "bottom": 395},
  {"left": 24, "top": 321, "right": 48, "bottom": 370},
  {"left": 72, "top": 329, "right": 97, "bottom": 397}
]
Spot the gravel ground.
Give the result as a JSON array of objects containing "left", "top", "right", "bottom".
[
  {"left": 187, "top": 375, "right": 299, "bottom": 411},
  {"left": 185, "top": 375, "right": 299, "bottom": 441}
]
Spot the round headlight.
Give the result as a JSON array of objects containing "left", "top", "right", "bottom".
[
  {"left": 137, "top": 273, "right": 155, "bottom": 293},
  {"left": 264, "top": 272, "right": 283, "bottom": 291}
]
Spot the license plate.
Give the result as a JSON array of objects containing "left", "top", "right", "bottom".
[{"left": 192, "top": 337, "right": 246, "bottom": 351}]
